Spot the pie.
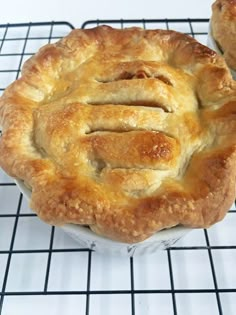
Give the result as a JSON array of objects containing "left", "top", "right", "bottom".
[
  {"left": 211, "top": 0, "right": 236, "bottom": 71},
  {"left": 0, "top": 26, "right": 235, "bottom": 243}
]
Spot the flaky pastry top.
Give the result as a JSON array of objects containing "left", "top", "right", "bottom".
[
  {"left": 0, "top": 26, "right": 236, "bottom": 243},
  {"left": 211, "top": 0, "right": 236, "bottom": 70}
]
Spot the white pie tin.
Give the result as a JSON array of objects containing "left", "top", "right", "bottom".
[{"left": 16, "top": 179, "right": 191, "bottom": 256}]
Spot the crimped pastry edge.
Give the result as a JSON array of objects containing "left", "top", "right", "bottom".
[
  {"left": 16, "top": 178, "right": 191, "bottom": 255},
  {"left": 211, "top": 0, "right": 236, "bottom": 71},
  {"left": 0, "top": 26, "right": 235, "bottom": 243},
  {"left": 207, "top": 20, "right": 236, "bottom": 79}
]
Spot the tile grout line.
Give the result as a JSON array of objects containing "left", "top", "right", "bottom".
[
  {"left": 43, "top": 226, "right": 55, "bottom": 292},
  {"left": 0, "top": 194, "right": 23, "bottom": 314},
  {"left": 167, "top": 249, "right": 178, "bottom": 315},
  {"left": 0, "top": 26, "right": 8, "bottom": 52},
  {"left": 0, "top": 24, "right": 13, "bottom": 312},
  {"left": 188, "top": 19, "right": 195, "bottom": 38},
  {"left": 204, "top": 229, "right": 223, "bottom": 315},
  {"left": 1, "top": 288, "right": 236, "bottom": 296},
  {"left": 0, "top": 24, "right": 31, "bottom": 314},
  {"left": 130, "top": 256, "right": 136, "bottom": 315},
  {"left": 13, "top": 24, "right": 31, "bottom": 80},
  {"left": 165, "top": 19, "right": 170, "bottom": 30},
  {"left": 85, "top": 251, "right": 92, "bottom": 315}
]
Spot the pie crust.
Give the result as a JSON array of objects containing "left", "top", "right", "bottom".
[
  {"left": 0, "top": 26, "right": 236, "bottom": 243},
  {"left": 211, "top": 0, "right": 236, "bottom": 71}
]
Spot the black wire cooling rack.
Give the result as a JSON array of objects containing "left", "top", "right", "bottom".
[{"left": 0, "top": 19, "right": 236, "bottom": 315}]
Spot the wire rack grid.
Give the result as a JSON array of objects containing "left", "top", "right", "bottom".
[{"left": 0, "top": 19, "right": 235, "bottom": 315}]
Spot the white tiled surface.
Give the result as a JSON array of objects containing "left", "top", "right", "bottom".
[
  {"left": 89, "top": 294, "right": 132, "bottom": 315},
  {"left": 0, "top": 218, "right": 15, "bottom": 250},
  {"left": 6, "top": 253, "right": 49, "bottom": 292},
  {"left": 135, "top": 294, "right": 174, "bottom": 315},
  {"left": 175, "top": 293, "right": 219, "bottom": 315},
  {"left": 47, "top": 251, "right": 89, "bottom": 291},
  {"left": 0, "top": 186, "right": 20, "bottom": 214},
  {"left": 212, "top": 250, "right": 236, "bottom": 289},
  {"left": 133, "top": 251, "right": 171, "bottom": 290},
  {"left": 208, "top": 213, "right": 236, "bottom": 246},
  {"left": 171, "top": 250, "right": 215, "bottom": 289},
  {"left": 90, "top": 254, "right": 131, "bottom": 291},
  {"left": 13, "top": 217, "right": 52, "bottom": 250},
  {"left": 2, "top": 295, "right": 86, "bottom": 315},
  {"left": 0, "top": 20, "right": 236, "bottom": 315},
  {"left": 0, "top": 256, "right": 8, "bottom": 290},
  {"left": 220, "top": 294, "right": 236, "bottom": 315}
]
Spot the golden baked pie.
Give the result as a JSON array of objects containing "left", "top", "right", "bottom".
[
  {"left": 0, "top": 26, "right": 236, "bottom": 243},
  {"left": 211, "top": 0, "right": 236, "bottom": 71}
]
